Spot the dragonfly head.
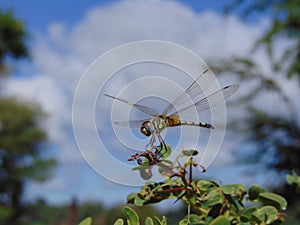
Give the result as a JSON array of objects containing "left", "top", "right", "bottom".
[{"left": 140, "top": 121, "right": 152, "bottom": 136}]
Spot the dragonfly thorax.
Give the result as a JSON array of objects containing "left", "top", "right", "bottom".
[
  {"left": 140, "top": 116, "right": 167, "bottom": 137},
  {"left": 152, "top": 116, "right": 168, "bottom": 133}
]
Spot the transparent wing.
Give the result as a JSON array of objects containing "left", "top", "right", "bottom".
[
  {"left": 171, "top": 85, "right": 239, "bottom": 117},
  {"left": 105, "top": 94, "right": 158, "bottom": 116},
  {"left": 114, "top": 119, "right": 151, "bottom": 127},
  {"left": 162, "top": 67, "right": 219, "bottom": 116}
]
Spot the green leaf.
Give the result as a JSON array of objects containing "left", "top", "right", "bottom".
[
  {"left": 123, "top": 206, "right": 140, "bottom": 225},
  {"left": 197, "top": 180, "right": 219, "bottom": 193},
  {"left": 176, "top": 149, "right": 199, "bottom": 161},
  {"left": 204, "top": 189, "right": 222, "bottom": 207},
  {"left": 207, "top": 204, "right": 222, "bottom": 218},
  {"left": 251, "top": 206, "right": 278, "bottom": 224},
  {"left": 209, "top": 215, "right": 230, "bottom": 225},
  {"left": 78, "top": 217, "right": 92, "bottom": 225},
  {"left": 286, "top": 172, "right": 300, "bottom": 188},
  {"left": 134, "top": 194, "right": 147, "bottom": 206},
  {"left": 155, "top": 216, "right": 167, "bottom": 225},
  {"left": 182, "top": 149, "right": 199, "bottom": 156},
  {"left": 221, "top": 184, "right": 246, "bottom": 204},
  {"left": 114, "top": 218, "right": 124, "bottom": 225},
  {"left": 248, "top": 184, "right": 265, "bottom": 200},
  {"left": 240, "top": 207, "right": 257, "bottom": 222},
  {"left": 221, "top": 184, "right": 246, "bottom": 195},
  {"left": 157, "top": 144, "right": 172, "bottom": 159},
  {"left": 127, "top": 193, "right": 137, "bottom": 204},
  {"left": 180, "top": 214, "right": 204, "bottom": 225},
  {"left": 145, "top": 217, "right": 154, "bottom": 225},
  {"left": 224, "top": 194, "right": 244, "bottom": 210},
  {"left": 179, "top": 219, "right": 188, "bottom": 225},
  {"left": 258, "top": 192, "right": 287, "bottom": 210}
]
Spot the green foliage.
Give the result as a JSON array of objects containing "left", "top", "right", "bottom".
[
  {"left": 0, "top": 206, "right": 12, "bottom": 223},
  {"left": 145, "top": 217, "right": 154, "bottom": 225},
  {"left": 110, "top": 206, "right": 167, "bottom": 225},
  {"left": 126, "top": 181, "right": 286, "bottom": 224},
  {"left": 0, "top": 8, "right": 53, "bottom": 224},
  {"left": 286, "top": 172, "right": 300, "bottom": 191},
  {"left": 111, "top": 148, "right": 288, "bottom": 225},
  {"left": 76, "top": 148, "right": 287, "bottom": 224},
  {"left": 123, "top": 206, "right": 140, "bottom": 225},
  {"left": 78, "top": 217, "right": 92, "bottom": 225},
  {"left": 0, "top": 9, "right": 28, "bottom": 72},
  {"left": 0, "top": 97, "right": 56, "bottom": 224},
  {"left": 114, "top": 218, "right": 124, "bottom": 225},
  {"left": 0, "top": 97, "right": 56, "bottom": 181},
  {"left": 76, "top": 205, "right": 165, "bottom": 225},
  {"left": 220, "top": 4, "right": 300, "bottom": 224},
  {"left": 225, "top": 0, "right": 300, "bottom": 80}
]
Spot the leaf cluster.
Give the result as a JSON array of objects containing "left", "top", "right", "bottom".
[
  {"left": 125, "top": 181, "right": 286, "bottom": 225},
  {"left": 0, "top": 97, "right": 56, "bottom": 182},
  {"left": 0, "top": 9, "right": 28, "bottom": 72},
  {"left": 78, "top": 181, "right": 287, "bottom": 225},
  {"left": 127, "top": 147, "right": 287, "bottom": 224},
  {"left": 0, "top": 97, "right": 56, "bottom": 224},
  {"left": 78, "top": 147, "right": 287, "bottom": 225},
  {"left": 286, "top": 172, "right": 300, "bottom": 191}
]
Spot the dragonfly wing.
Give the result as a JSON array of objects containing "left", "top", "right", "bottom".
[
  {"left": 172, "top": 85, "right": 239, "bottom": 117},
  {"left": 105, "top": 94, "right": 158, "bottom": 116},
  {"left": 162, "top": 67, "right": 219, "bottom": 116},
  {"left": 114, "top": 119, "right": 151, "bottom": 127}
]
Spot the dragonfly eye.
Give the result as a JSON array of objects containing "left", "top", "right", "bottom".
[{"left": 140, "top": 121, "right": 152, "bottom": 136}]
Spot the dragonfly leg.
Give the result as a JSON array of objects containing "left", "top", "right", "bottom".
[
  {"left": 146, "top": 135, "right": 156, "bottom": 149},
  {"left": 157, "top": 134, "right": 168, "bottom": 158}
]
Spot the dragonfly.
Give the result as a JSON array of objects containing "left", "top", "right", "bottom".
[{"left": 105, "top": 68, "right": 238, "bottom": 153}]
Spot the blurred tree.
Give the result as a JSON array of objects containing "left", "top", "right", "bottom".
[
  {"left": 0, "top": 9, "right": 56, "bottom": 225},
  {"left": 0, "top": 98, "right": 56, "bottom": 225},
  {"left": 225, "top": 0, "right": 300, "bottom": 80},
  {"left": 222, "top": 0, "right": 300, "bottom": 222},
  {"left": 0, "top": 10, "right": 28, "bottom": 74}
]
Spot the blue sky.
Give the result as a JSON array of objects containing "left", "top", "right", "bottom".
[
  {"left": 1, "top": 0, "right": 116, "bottom": 30},
  {"left": 1, "top": 0, "right": 227, "bottom": 32},
  {"left": 1, "top": 0, "right": 297, "bottom": 207}
]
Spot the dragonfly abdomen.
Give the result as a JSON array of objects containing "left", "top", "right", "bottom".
[{"left": 178, "top": 121, "right": 215, "bottom": 129}]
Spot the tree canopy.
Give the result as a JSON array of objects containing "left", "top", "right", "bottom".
[
  {"left": 0, "top": 10, "right": 28, "bottom": 73},
  {"left": 0, "top": 9, "right": 56, "bottom": 225},
  {"left": 222, "top": 0, "right": 300, "bottom": 222}
]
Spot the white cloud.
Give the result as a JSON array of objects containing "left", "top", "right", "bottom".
[
  {"left": 5, "top": 0, "right": 293, "bottom": 204},
  {"left": 4, "top": 76, "right": 68, "bottom": 141}
]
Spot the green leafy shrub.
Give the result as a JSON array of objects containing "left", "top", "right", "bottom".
[{"left": 78, "top": 146, "right": 287, "bottom": 225}]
